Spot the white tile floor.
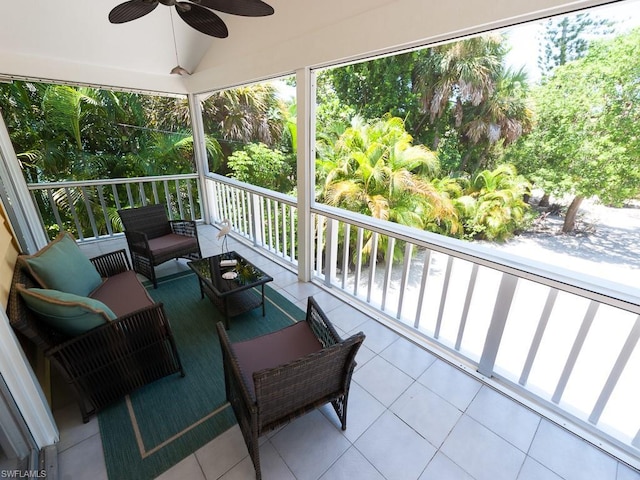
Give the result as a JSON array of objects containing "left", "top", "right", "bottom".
[{"left": 54, "top": 225, "right": 640, "bottom": 480}]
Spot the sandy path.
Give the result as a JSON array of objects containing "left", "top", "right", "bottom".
[{"left": 494, "top": 202, "right": 640, "bottom": 291}]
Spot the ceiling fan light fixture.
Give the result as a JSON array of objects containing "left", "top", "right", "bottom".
[{"left": 170, "top": 65, "right": 190, "bottom": 75}]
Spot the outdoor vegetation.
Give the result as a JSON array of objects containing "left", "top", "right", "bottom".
[{"left": 1, "top": 6, "right": 638, "bottom": 244}]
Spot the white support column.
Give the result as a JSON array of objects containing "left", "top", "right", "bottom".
[
  {"left": 0, "top": 114, "right": 49, "bottom": 253},
  {"left": 250, "top": 193, "right": 263, "bottom": 247},
  {"left": 0, "top": 309, "right": 58, "bottom": 448},
  {"left": 188, "top": 93, "right": 212, "bottom": 224},
  {"left": 324, "top": 217, "right": 339, "bottom": 287},
  {"left": 296, "top": 67, "right": 314, "bottom": 282}
]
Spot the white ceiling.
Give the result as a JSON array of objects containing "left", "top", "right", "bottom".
[
  {"left": 0, "top": 0, "right": 396, "bottom": 93},
  {"left": 0, "top": 0, "right": 623, "bottom": 95},
  {"left": 0, "top": 0, "right": 258, "bottom": 92}
]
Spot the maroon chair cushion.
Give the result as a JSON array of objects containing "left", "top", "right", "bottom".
[
  {"left": 148, "top": 234, "right": 198, "bottom": 258},
  {"left": 232, "top": 321, "right": 323, "bottom": 396},
  {"left": 89, "top": 270, "right": 154, "bottom": 317}
]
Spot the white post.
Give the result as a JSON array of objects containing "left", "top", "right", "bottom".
[
  {"left": 251, "top": 193, "right": 264, "bottom": 247},
  {"left": 296, "top": 67, "right": 315, "bottom": 282},
  {"left": 0, "top": 309, "right": 58, "bottom": 447},
  {"left": 324, "top": 218, "right": 339, "bottom": 286},
  {"left": 188, "top": 93, "right": 212, "bottom": 224},
  {"left": 0, "top": 114, "right": 49, "bottom": 252}
]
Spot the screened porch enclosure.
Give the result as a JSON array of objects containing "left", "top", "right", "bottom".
[
  {"left": 2, "top": 0, "right": 640, "bottom": 473},
  {"left": 21, "top": 168, "right": 640, "bottom": 469}
]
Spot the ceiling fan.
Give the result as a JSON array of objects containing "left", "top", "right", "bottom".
[{"left": 108, "top": 0, "right": 274, "bottom": 38}]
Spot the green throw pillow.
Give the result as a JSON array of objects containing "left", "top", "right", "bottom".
[
  {"left": 17, "top": 285, "right": 116, "bottom": 336},
  {"left": 24, "top": 232, "right": 102, "bottom": 297}
]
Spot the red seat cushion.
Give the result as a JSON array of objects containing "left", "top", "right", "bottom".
[
  {"left": 89, "top": 270, "right": 154, "bottom": 317},
  {"left": 232, "top": 321, "right": 323, "bottom": 396},
  {"left": 147, "top": 233, "right": 198, "bottom": 258}
]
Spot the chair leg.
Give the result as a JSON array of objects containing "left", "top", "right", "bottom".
[
  {"left": 332, "top": 393, "right": 349, "bottom": 430},
  {"left": 236, "top": 413, "right": 262, "bottom": 479},
  {"left": 151, "top": 268, "right": 158, "bottom": 289},
  {"left": 80, "top": 403, "right": 95, "bottom": 424},
  {"left": 165, "top": 329, "right": 186, "bottom": 377},
  {"left": 250, "top": 432, "right": 262, "bottom": 480}
]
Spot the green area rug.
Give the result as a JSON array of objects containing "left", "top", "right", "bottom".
[{"left": 98, "top": 272, "right": 305, "bottom": 480}]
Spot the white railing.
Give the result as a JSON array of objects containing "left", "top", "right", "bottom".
[
  {"left": 204, "top": 174, "right": 640, "bottom": 464},
  {"left": 206, "top": 174, "right": 297, "bottom": 264},
  {"left": 312, "top": 205, "right": 640, "bottom": 462},
  {"left": 26, "top": 171, "right": 640, "bottom": 463},
  {"left": 27, "top": 174, "right": 202, "bottom": 241}
]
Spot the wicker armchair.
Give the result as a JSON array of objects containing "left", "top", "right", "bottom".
[
  {"left": 7, "top": 249, "right": 184, "bottom": 423},
  {"left": 118, "top": 203, "right": 202, "bottom": 288},
  {"left": 217, "top": 296, "right": 365, "bottom": 480}
]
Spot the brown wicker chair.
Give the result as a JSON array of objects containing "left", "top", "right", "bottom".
[
  {"left": 7, "top": 249, "right": 185, "bottom": 423},
  {"left": 217, "top": 296, "right": 365, "bottom": 480},
  {"left": 118, "top": 203, "right": 202, "bottom": 288}
]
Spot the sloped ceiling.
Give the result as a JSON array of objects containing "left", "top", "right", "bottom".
[{"left": 0, "top": 0, "right": 616, "bottom": 95}]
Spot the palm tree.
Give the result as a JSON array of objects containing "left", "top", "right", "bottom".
[
  {"left": 201, "top": 83, "right": 285, "bottom": 149},
  {"left": 455, "top": 164, "right": 532, "bottom": 241},
  {"left": 42, "top": 85, "right": 117, "bottom": 151},
  {"left": 458, "top": 67, "right": 534, "bottom": 171},
  {"left": 321, "top": 115, "right": 460, "bottom": 239},
  {"left": 413, "top": 34, "right": 505, "bottom": 151},
  {"left": 411, "top": 34, "right": 533, "bottom": 174}
]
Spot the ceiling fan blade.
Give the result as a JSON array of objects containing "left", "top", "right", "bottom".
[
  {"left": 109, "top": 0, "right": 159, "bottom": 23},
  {"left": 176, "top": 3, "right": 228, "bottom": 37},
  {"left": 196, "top": 0, "right": 274, "bottom": 17}
]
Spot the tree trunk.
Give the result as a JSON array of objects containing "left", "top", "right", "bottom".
[
  {"left": 538, "top": 193, "right": 550, "bottom": 207},
  {"left": 459, "top": 151, "right": 472, "bottom": 173},
  {"left": 562, "top": 195, "right": 584, "bottom": 233},
  {"left": 470, "top": 145, "right": 491, "bottom": 172},
  {"left": 431, "top": 133, "right": 440, "bottom": 151}
]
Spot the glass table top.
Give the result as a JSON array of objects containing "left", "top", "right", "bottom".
[{"left": 188, "top": 251, "right": 272, "bottom": 296}]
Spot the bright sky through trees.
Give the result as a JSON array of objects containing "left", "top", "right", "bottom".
[{"left": 504, "top": 0, "right": 640, "bottom": 83}]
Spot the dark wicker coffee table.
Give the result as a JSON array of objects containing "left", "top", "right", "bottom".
[{"left": 188, "top": 251, "right": 273, "bottom": 329}]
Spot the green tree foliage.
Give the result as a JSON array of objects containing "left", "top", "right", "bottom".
[
  {"left": 455, "top": 164, "right": 532, "bottom": 241},
  {"left": 201, "top": 84, "right": 284, "bottom": 151},
  {"left": 455, "top": 67, "right": 533, "bottom": 172},
  {"left": 323, "top": 54, "right": 420, "bottom": 134},
  {"left": 315, "top": 73, "right": 355, "bottom": 151},
  {"left": 507, "top": 28, "right": 640, "bottom": 232},
  {"left": 537, "top": 13, "right": 614, "bottom": 79},
  {"left": 0, "top": 81, "right": 46, "bottom": 181},
  {"left": 318, "top": 115, "right": 532, "bottom": 256},
  {"left": 321, "top": 34, "right": 533, "bottom": 174},
  {"left": 318, "top": 115, "right": 458, "bottom": 233},
  {"left": 0, "top": 82, "right": 204, "bottom": 182},
  {"left": 198, "top": 82, "right": 297, "bottom": 179},
  {"left": 0, "top": 81, "right": 214, "bottom": 236},
  {"left": 227, "top": 142, "right": 293, "bottom": 193}
]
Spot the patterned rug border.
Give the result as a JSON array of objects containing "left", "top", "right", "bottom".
[{"left": 125, "top": 285, "right": 301, "bottom": 457}]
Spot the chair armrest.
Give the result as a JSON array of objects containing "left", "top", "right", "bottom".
[
  {"left": 44, "top": 302, "right": 182, "bottom": 419},
  {"left": 46, "top": 303, "right": 172, "bottom": 359},
  {"left": 169, "top": 220, "right": 198, "bottom": 238},
  {"left": 306, "top": 296, "right": 342, "bottom": 348},
  {"left": 90, "top": 249, "right": 132, "bottom": 277},
  {"left": 123, "top": 230, "right": 151, "bottom": 253},
  {"left": 216, "top": 322, "right": 258, "bottom": 409}
]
